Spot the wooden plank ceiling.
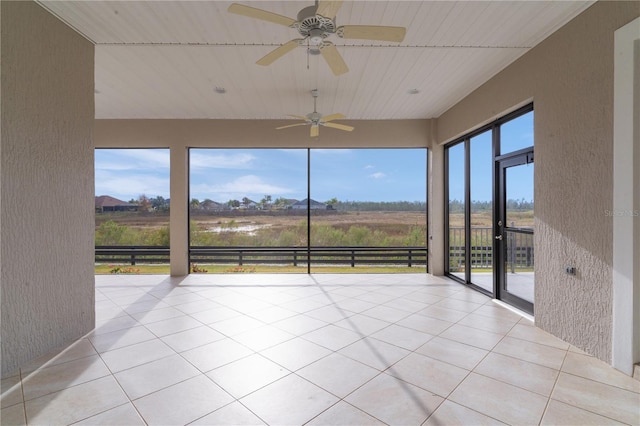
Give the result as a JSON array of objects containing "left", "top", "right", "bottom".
[{"left": 38, "top": 1, "right": 594, "bottom": 120}]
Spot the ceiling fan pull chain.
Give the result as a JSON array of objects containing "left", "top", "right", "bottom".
[
  {"left": 312, "top": 90, "right": 318, "bottom": 113},
  {"left": 305, "top": 38, "right": 310, "bottom": 70}
]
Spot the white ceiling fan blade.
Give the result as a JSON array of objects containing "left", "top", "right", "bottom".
[
  {"left": 321, "top": 113, "right": 346, "bottom": 122},
  {"left": 256, "top": 40, "right": 300, "bottom": 66},
  {"left": 310, "top": 125, "right": 320, "bottom": 137},
  {"left": 316, "top": 1, "right": 343, "bottom": 19},
  {"left": 339, "top": 25, "right": 406, "bottom": 42},
  {"left": 276, "top": 123, "right": 309, "bottom": 130},
  {"left": 323, "top": 122, "right": 354, "bottom": 132},
  {"left": 227, "top": 3, "right": 296, "bottom": 27},
  {"left": 320, "top": 43, "right": 348, "bottom": 76}
]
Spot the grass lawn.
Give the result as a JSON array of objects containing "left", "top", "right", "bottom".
[{"left": 95, "top": 263, "right": 428, "bottom": 274}]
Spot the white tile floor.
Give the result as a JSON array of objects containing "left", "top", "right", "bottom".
[{"left": 2, "top": 273, "right": 639, "bottom": 425}]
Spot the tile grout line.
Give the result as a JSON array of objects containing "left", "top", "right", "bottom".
[
  {"left": 19, "top": 368, "right": 27, "bottom": 425},
  {"left": 425, "top": 311, "right": 520, "bottom": 424},
  {"left": 87, "top": 292, "right": 151, "bottom": 425},
  {"left": 394, "top": 315, "right": 491, "bottom": 423},
  {"left": 377, "top": 287, "right": 492, "bottom": 425},
  {"left": 303, "top": 278, "right": 439, "bottom": 425},
  {"left": 537, "top": 347, "right": 570, "bottom": 425}
]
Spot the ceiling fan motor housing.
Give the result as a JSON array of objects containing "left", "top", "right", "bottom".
[
  {"left": 307, "top": 111, "right": 323, "bottom": 124},
  {"left": 294, "top": 5, "right": 336, "bottom": 43}
]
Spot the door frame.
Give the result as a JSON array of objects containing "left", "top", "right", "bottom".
[
  {"left": 612, "top": 16, "right": 639, "bottom": 375},
  {"left": 495, "top": 149, "right": 534, "bottom": 314}
]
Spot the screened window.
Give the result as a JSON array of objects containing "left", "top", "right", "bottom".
[
  {"left": 94, "top": 148, "right": 170, "bottom": 273},
  {"left": 188, "top": 148, "right": 427, "bottom": 273}
]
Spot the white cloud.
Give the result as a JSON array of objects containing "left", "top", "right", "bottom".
[
  {"left": 277, "top": 149, "right": 306, "bottom": 156},
  {"left": 95, "top": 149, "right": 169, "bottom": 172},
  {"left": 190, "top": 175, "right": 294, "bottom": 201},
  {"left": 189, "top": 152, "right": 255, "bottom": 170},
  {"left": 313, "top": 149, "right": 352, "bottom": 155},
  {"left": 369, "top": 172, "right": 386, "bottom": 179},
  {"left": 95, "top": 171, "right": 170, "bottom": 200},
  {"left": 364, "top": 165, "right": 375, "bottom": 169}
]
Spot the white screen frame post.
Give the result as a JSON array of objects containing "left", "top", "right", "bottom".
[{"left": 612, "top": 17, "right": 640, "bottom": 376}]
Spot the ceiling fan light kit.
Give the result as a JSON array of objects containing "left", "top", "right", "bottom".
[{"left": 227, "top": 1, "right": 406, "bottom": 76}]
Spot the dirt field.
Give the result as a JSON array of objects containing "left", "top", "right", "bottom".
[
  {"left": 448, "top": 211, "right": 534, "bottom": 228},
  {"left": 96, "top": 209, "right": 429, "bottom": 249},
  {"left": 97, "top": 210, "right": 427, "bottom": 233},
  {"left": 97, "top": 209, "right": 536, "bottom": 233}
]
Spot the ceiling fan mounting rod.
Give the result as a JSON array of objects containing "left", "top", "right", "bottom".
[
  {"left": 312, "top": 90, "right": 318, "bottom": 112},
  {"left": 309, "top": 89, "right": 321, "bottom": 124}
]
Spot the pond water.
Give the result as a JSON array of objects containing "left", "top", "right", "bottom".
[{"left": 205, "top": 224, "right": 271, "bottom": 235}]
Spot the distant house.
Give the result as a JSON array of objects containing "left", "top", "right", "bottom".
[
  {"left": 240, "top": 198, "right": 258, "bottom": 209},
  {"left": 272, "top": 198, "right": 297, "bottom": 210},
  {"left": 290, "top": 198, "right": 328, "bottom": 210},
  {"left": 201, "top": 199, "right": 225, "bottom": 211},
  {"left": 95, "top": 195, "right": 138, "bottom": 213}
]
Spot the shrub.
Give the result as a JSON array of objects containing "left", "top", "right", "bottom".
[
  {"left": 190, "top": 263, "right": 208, "bottom": 273},
  {"left": 109, "top": 265, "right": 141, "bottom": 274},
  {"left": 224, "top": 266, "right": 256, "bottom": 273}
]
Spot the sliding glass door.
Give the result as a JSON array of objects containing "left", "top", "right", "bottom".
[
  {"left": 469, "top": 130, "right": 494, "bottom": 292},
  {"left": 446, "top": 143, "right": 466, "bottom": 281},
  {"left": 445, "top": 131, "right": 494, "bottom": 291},
  {"left": 445, "top": 105, "right": 534, "bottom": 314}
]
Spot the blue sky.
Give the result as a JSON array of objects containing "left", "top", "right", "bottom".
[
  {"left": 448, "top": 111, "right": 534, "bottom": 203},
  {"left": 95, "top": 149, "right": 170, "bottom": 201},
  {"left": 95, "top": 148, "right": 428, "bottom": 203}
]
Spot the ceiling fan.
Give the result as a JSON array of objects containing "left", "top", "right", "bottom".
[
  {"left": 276, "top": 89, "right": 354, "bottom": 137},
  {"left": 227, "top": 1, "right": 406, "bottom": 75}
]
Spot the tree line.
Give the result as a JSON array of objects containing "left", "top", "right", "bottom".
[
  {"left": 448, "top": 199, "right": 533, "bottom": 213},
  {"left": 121, "top": 194, "right": 531, "bottom": 214},
  {"left": 127, "top": 195, "right": 170, "bottom": 212},
  {"left": 335, "top": 200, "right": 426, "bottom": 212},
  {"left": 188, "top": 195, "right": 427, "bottom": 212}
]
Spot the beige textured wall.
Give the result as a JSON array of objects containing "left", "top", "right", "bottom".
[
  {"left": 437, "top": 1, "right": 640, "bottom": 363},
  {"left": 94, "top": 119, "right": 432, "bottom": 148},
  {"left": 1, "top": 1, "right": 95, "bottom": 376}
]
